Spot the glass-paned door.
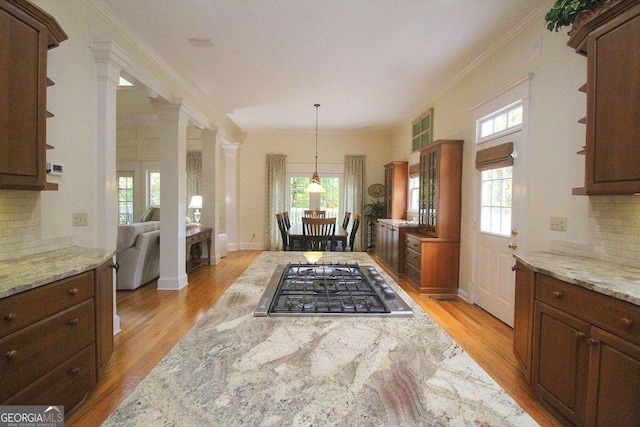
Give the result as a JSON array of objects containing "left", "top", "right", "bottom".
[
  {"left": 480, "top": 167, "right": 512, "bottom": 236},
  {"left": 117, "top": 172, "right": 134, "bottom": 224}
]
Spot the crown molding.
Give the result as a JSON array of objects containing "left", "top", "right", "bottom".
[{"left": 87, "top": 0, "right": 241, "bottom": 135}]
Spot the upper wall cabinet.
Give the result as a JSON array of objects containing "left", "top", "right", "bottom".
[
  {"left": 568, "top": 0, "right": 640, "bottom": 195},
  {"left": 411, "top": 108, "right": 433, "bottom": 152},
  {"left": 0, "top": 0, "right": 67, "bottom": 190},
  {"left": 384, "top": 161, "right": 408, "bottom": 219}
]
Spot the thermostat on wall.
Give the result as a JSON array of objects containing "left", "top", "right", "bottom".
[{"left": 46, "top": 162, "right": 64, "bottom": 175}]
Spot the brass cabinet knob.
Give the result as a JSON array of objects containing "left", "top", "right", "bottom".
[
  {"left": 70, "top": 367, "right": 80, "bottom": 375},
  {"left": 68, "top": 288, "right": 78, "bottom": 295},
  {"left": 587, "top": 338, "right": 599, "bottom": 347},
  {"left": 575, "top": 332, "right": 586, "bottom": 340},
  {"left": 620, "top": 317, "right": 633, "bottom": 328},
  {"left": 5, "top": 350, "right": 18, "bottom": 360},
  {"left": 508, "top": 243, "right": 518, "bottom": 250},
  {"left": 553, "top": 291, "right": 563, "bottom": 298},
  {"left": 511, "top": 265, "right": 518, "bottom": 271},
  {"left": 4, "top": 312, "right": 16, "bottom": 322},
  {"left": 68, "top": 318, "right": 79, "bottom": 326}
]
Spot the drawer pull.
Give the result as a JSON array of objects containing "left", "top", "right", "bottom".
[
  {"left": 620, "top": 317, "right": 633, "bottom": 328},
  {"left": 68, "top": 288, "right": 79, "bottom": 296},
  {"left": 511, "top": 265, "right": 518, "bottom": 272},
  {"left": 587, "top": 338, "right": 599, "bottom": 347},
  {"left": 5, "top": 350, "right": 18, "bottom": 360},
  {"left": 553, "top": 291, "right": 563, "bottom": 299},
  {"left": 68, "top": 318, "right": 79, "bottom": 326},
  {"left": 4, "top": 312, "right": 16, "bottom": 322},
  {"left": 70, "top": 367, "right": 80, "bottom": 375},
  {"left": 575, "top": 332, "right": 586, "bottom": 340}
]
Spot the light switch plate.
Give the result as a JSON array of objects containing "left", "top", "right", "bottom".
[
  {"left": 550, "top": 217, "right": 567, "bottom": 232},
  {"left": 72, "top": 213, "right": 88, "bottom": 227}
]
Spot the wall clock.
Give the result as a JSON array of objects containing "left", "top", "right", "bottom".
[{"left": 367, "top": 183, "right": 385, "bottom": 198}]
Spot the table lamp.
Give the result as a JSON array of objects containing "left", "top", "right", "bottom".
[{"left": 188, "top": 195, "right": 203, "bottom": 224}]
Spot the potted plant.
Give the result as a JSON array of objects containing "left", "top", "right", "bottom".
[
  {"left": 364, "top": 199, "right": 386, "bottom": 221},
  {"left": 545, "top": 0, "right": 615, "bottom": 34}
]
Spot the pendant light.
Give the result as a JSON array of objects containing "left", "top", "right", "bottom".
[{"left": 307, "top": 103, "right": 326, "bottom": 193}]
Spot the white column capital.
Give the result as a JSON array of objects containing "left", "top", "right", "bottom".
[{"left": 91, "top": 40, "right": 132, "bottom": 84}]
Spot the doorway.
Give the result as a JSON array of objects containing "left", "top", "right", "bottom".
[{"left": 472, "top": 78, "right": 530, "bottom": 327}]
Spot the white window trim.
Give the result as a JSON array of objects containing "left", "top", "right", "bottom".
[{"left": 476, "top": 100, "right": 523, "bottom": 144}]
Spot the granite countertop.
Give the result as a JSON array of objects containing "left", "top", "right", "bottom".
[
  {"left": 514, "top": 252, "right": 640, "bottom": 307},
  {"left": 0, "top": 247, "right": 115, "bottom": 299},
  {"left": 104, "top": 251, "right": 536, "bottom": 426},
  {"left": 377, "top": 218, "right": 419, "bottom": 227}
]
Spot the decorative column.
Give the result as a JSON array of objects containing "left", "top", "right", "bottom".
[
  {"left": 92, "top": 40, "right": 131, "bottom": 335},
  {"left": 221, "top": 142, "right": 240, "bottom": 251},
  {"left": 155, "top": 101, "right": 189, "bottom": 290},
  {"left": 201, "top": 128, "right": 219, "bottom": 263}
]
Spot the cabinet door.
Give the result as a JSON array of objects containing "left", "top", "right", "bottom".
[
  {"left": 585, "top": 4, "right": 640, "bottom": 194},
  {"left": 513, "top": 261, "right": 535, "bottom": 383},
  {"left": 389, "top": 226, "right": 400, "bottom": 272},
  {"left": 95, "top": 260, "right": 114, "bottom": 378},
  {"left": 586, "top": 327, "right": 640, "bottom": 427},
  {"left": 533, "top": 301, "right": 590, "bottom": 426},
  {"left": 0, "top": 4, "right": 48, "bottom": 190}
]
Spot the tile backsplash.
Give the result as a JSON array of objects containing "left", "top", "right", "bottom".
[
  {"left": 552, "top": 195, "right": 640, "bottom": 268},
  {"left": 0, "top": 190, "right": 71, "bottom": 261}
]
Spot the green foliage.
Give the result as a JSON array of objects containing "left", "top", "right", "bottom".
[
  {"left": 545, "top": 0, "right": 612, "bottom": 33},
  {"left": 364, "top": 200, "right": 386, "bottom": 219}
]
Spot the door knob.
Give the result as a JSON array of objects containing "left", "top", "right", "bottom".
[
  {"left": 511, "top": 229, "right": 519, "bottom": 236},
  {"left": 508, "top": 243, "right": 518, "bottom": 250}
]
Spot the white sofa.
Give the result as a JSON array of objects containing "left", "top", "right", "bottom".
[{"left": 116, "top": 221, "right": 161, "bottom": 290}]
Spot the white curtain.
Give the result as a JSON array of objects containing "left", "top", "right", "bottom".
[
  {"left": 186, "top": 151, "right": 202, "bottom": 222},
  {"left": 343, "top": 155, "right": 366, "bottom": 251},
  {"left": 265, "top": 154, "right": 287, "bottom": 250}
]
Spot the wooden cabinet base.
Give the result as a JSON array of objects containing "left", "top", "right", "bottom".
[{"left": 403, "top": 232, "right": 460, "bottom": 295}]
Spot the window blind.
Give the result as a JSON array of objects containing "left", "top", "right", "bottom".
[{"left": 475, "top": 142, "right": 513, "bottom": 171}]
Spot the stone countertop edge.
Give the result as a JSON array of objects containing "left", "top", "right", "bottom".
[
  {"left": 377, "top": 218, "right": 419, "bottom": 227},
  {"left": 514, "top": 251, "right": 640, "bottom": 307},
  {"left": 0, "top": 246, "right": 115, "bottom": 300}
]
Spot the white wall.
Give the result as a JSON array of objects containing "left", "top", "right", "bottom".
[
  {"left": 391, "top": 15, "right": 591, "bottom": 297},
  {"left": 238, "top": 130, "right": 392, "bottom": 249}
]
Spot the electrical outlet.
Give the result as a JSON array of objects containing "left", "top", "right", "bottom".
[
  {"left": 550, "top": 217, "right": 567, "bottom": 232},
  {"left": 72, "top": 213, "right": 88, "bottom": 227}
]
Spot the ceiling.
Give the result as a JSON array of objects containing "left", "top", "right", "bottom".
[{"left": 102, "top": 0, "right": 547, "bottom": 132}]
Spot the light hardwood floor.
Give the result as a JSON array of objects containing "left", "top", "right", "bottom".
[{"left": 66, "top": 250, "right": 562, "bottom": 426}]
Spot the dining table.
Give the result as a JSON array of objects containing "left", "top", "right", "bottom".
[{"left": 286, "top": 221, "right": 348, "bottom": 250}]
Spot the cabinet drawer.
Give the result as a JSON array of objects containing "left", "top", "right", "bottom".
[
  {"left": 405, "top": 234, "right": 422, "bottom": 253},
  {"left": 0, "top": 271, "right": 94, "bottom": 338},
  {"left": 405, "top": 262, "right": 421, "bottom": 286},
  {"left": 3, "top": 344, "right": 96, "bottom": 411},
  {"left": 536, "top": 275, "right": 640, "bottom": 346},
  {"left": 404, "top": 247, "right": 421, "bottom": 270},
  {"left": 0, "top": 299, "right": 95, "bottom": 401}
]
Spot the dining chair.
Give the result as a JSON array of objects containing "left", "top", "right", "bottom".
[
  {"left": 282, "top": 211, "right": 291, "bottom": 229},
  {"left": 276, "top": 213, "right": 289, "bottom": 250},
  {"left": 341, "top": 211, "right": 351, "bottom": 230},
  {"left": 303, "top": 209, "right": 326, "bottom": 218},
  {"left": 302, "top": 217, "right": 335, "bottom": 251},
  {"left": 346, "top": 214, "right": 361, "bottom": 251}
]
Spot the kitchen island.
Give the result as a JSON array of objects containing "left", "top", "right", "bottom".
[{"left": 104, "top": 252, "right": 535, "bottom": 426}]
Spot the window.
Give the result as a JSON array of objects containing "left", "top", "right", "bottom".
[
  {"left": 147, "top": 170, "right": 161, "bottom": 207},
  {"left": 287, "top": 175, "right": 341, "bottom": 224},
  {"left": 408, "top": 176, "right": 420, "bottom": 212},
  {"left": 480, "top": 166, "right": 512, "bottom": 236},
  {"left": 477, "top": 101, "right": 523, "bottom": 143},
  {"left": 117, "top": 172, "right": 134, "bottom": 225}
]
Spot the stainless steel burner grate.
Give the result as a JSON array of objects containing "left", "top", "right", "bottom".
[{"left": 254, "top": 262, "right": 414, "bottom": 317}]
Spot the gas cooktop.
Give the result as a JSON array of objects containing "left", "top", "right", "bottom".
[{"left": 254, "top": 262, "right": 414, "bottom": 317}]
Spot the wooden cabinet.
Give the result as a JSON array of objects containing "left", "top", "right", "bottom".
[
  {"left": 0, "top": 0, "right": 67, "bottom": 190},
  {"left": 517, "top": 268, "right": 640, "bottom": 426},
  {"left": 418, "top": 140, "right": 463, "bottom": 239},
  {"left": 0, "top": 259, "right": 114, "bottom": 412},
  {"left": 384, "top": 161, "right": 408, "bottom": 219},
  {"left": 375, "top": 221, "right": 404, "bottom": 275},
  {"left": 513, "top": 260, "right": 535, "bottom": 383},
  {"left": 403, "top": 232, "right": 460, "bottom": 294},
  {"left": 568, "top": 0, "right": 640, "bottom": 195}
]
